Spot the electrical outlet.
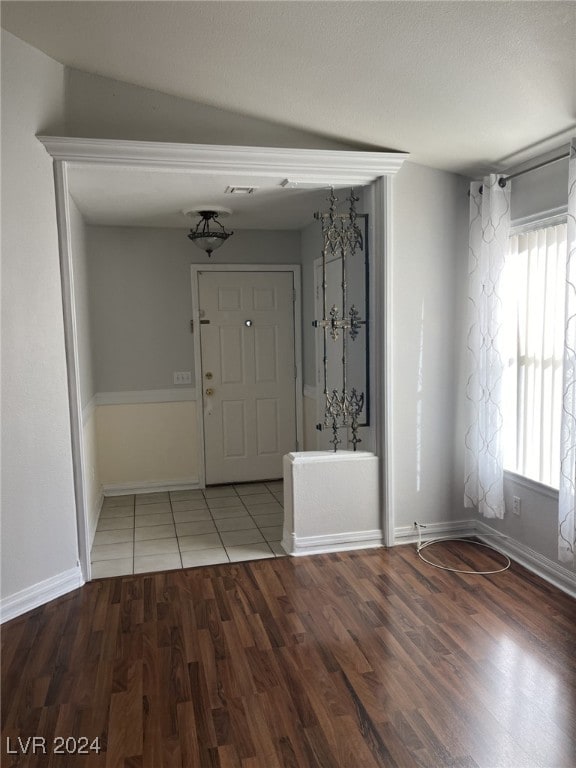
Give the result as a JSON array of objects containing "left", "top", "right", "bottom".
[
  {"left": 512, "top": 496, "right": 521, "bottom": 516},
  {"left": 173, "top": 371, "right": 192, "bottom": 385}
]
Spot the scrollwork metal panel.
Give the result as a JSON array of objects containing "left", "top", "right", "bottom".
[{"left": 313, "top": 189, "right": 368, "bottom": 451}]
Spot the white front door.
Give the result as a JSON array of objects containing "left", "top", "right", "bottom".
[{"left": 199, "top": 270, "right": 297, "bottom": 484}]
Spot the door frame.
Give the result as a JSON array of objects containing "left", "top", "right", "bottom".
[
  {"left": 39, "top": 135, "right": 408, "bottom": 581},
  {"left": 191, "top": 264, "right": 303, "bottom": 487}
]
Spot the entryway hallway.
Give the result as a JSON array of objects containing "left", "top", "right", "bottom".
[{"left": 90, "top": 481, "right": 284, "bottom": 577}]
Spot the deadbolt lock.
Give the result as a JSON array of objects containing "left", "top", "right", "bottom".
[
  {"left": 205, "top": 388, "right": 214, "bottom": 397},
  {"left": 205, "top": 372, "right": 213, "bottom": 380}
]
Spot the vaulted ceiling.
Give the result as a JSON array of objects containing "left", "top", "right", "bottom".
[{"left": 3, "top": 1, "right": 575, "bottom": 178}]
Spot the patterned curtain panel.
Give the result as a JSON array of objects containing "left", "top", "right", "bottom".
[
  {"left": 559, "top": 138, "right": 576, "bottom": 564},
  {"left": 464, "top": 175, "right": 511, "bottom": 518}
]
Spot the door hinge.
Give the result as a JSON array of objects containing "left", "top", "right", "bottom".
[
  {"left": 292, "top": 289, "right": 297, "bottom": 302},
  {"left": 294, "top": 365, "right": 298, "bottom": 379}
]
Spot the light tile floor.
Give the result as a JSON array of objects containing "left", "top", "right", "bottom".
[{"left": 91, "top": 481, "right": 285, "bottom": 578}]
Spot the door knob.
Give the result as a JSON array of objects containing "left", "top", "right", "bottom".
[{"left": 205, "top": 388, "right": 214, "bottom": 396}]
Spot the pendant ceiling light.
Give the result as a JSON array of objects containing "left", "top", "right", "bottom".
[{"left": 186, "top": 209, "right": 233, "bottom": 257}]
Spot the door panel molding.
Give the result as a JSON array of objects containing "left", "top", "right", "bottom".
[{"left": 191, "top": 264, "right": 303, "bottom": 487}]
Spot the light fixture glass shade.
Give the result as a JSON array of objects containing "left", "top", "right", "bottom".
[
  {"left": 187, "top": 210, "right": 233, "bottom": 257},
  {"left": 188, "top": 234, "right": 229, "bottom": 255}
]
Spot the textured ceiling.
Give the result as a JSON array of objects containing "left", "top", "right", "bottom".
[
  {"left": 3, "top": 1, "right": 575, "bottom": 177},
  {"left": 67, "top": 166, "right": 341, "bottom": 230}
]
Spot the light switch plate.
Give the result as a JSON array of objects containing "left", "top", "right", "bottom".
[{"left": 174, "top": 371, "right": 192, "bottom": 385}]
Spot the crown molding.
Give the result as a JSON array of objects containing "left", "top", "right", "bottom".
[{"left": 37, "top": 136, "right": 408, "bottom": 184}]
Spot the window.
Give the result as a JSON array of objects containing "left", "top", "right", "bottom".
[{"left": 503, "top": 220, "right": 567, "bottom": 488}]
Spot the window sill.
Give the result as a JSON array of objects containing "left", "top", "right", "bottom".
[{"left": 503, "top": 469, "right": 559, "bottom": 500}]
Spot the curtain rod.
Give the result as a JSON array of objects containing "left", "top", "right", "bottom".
[{"left": 497, "top": 151, "right": 570, "bottom": 188}]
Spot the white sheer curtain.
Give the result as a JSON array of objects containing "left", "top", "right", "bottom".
[
  {"left": 464, "top": 175, "right": 511, "bottom": 518},
  {"left": 559, "top": 139, "right": 576, "bottom": 563}
]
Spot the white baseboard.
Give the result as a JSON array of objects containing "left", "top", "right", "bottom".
[
  {"left": 394, "top": 518, "right": 576, "bottom": 599},
  {"left": 103, "top": 478, "right": 201, "bottom": 496},
  {"left": 475, "top": 520, "right": 576, "bottom": 599},
  {"left": 394, "top": 519, "right": 477, "bottom": 546},
  {"left": 1, "top": 565, "right": 84, "bottom": 624},
  {"left": 283, "top": 528, "right": 383, "bottom": 557}
]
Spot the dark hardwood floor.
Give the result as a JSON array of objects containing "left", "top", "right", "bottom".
[{"left": 2, "top": 542, "right": 575, "bottom": 767}]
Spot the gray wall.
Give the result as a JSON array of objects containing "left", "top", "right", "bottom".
[
  {"left": 300, "top": 218, "right": 323, "bottom": 388},
  {"left": 471, "top": 480, "right": 560, "bottom": 564},
  {"left": 392, "top": 161, "right": 470, "bottom": 530},
  {"left": 1, "top": 31, "right": 78, "bottom": 600},
  {"left": 511, "top": 150, "right": 569, "bottom": 221},
  {"left": 88, "top": 226, "right": 301, "bottom": 392},
  {"left": 65, "top": 68, "right": 364, "bottom": 151}
]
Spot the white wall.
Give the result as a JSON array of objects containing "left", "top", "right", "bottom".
[
  {"left": 65, "top": 68, "right": 362, "bottom": 151},
  {"left": 69, "top": 198, "right": 95, "bottom": 408},
  {"left": 391, "top": 161, "right": 470, "bottom": 531},
  {"left": 1, "top": 31, "right": 79, "bottom": 603},
  {"left": 68, "top": 198, "right": 102, "bottom": 541}
]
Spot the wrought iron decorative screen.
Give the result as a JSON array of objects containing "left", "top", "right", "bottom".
[{"left": 313, "top": 189, "right": 369, "bottom": 451}]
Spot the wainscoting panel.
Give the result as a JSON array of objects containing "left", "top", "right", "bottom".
[{"left": 96, "top": 400, "right": 198, "bottom": 487}]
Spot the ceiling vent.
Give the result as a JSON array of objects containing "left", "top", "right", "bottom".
[{"left": 225, "top": 186, "right": 257, "bottom": 195}]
